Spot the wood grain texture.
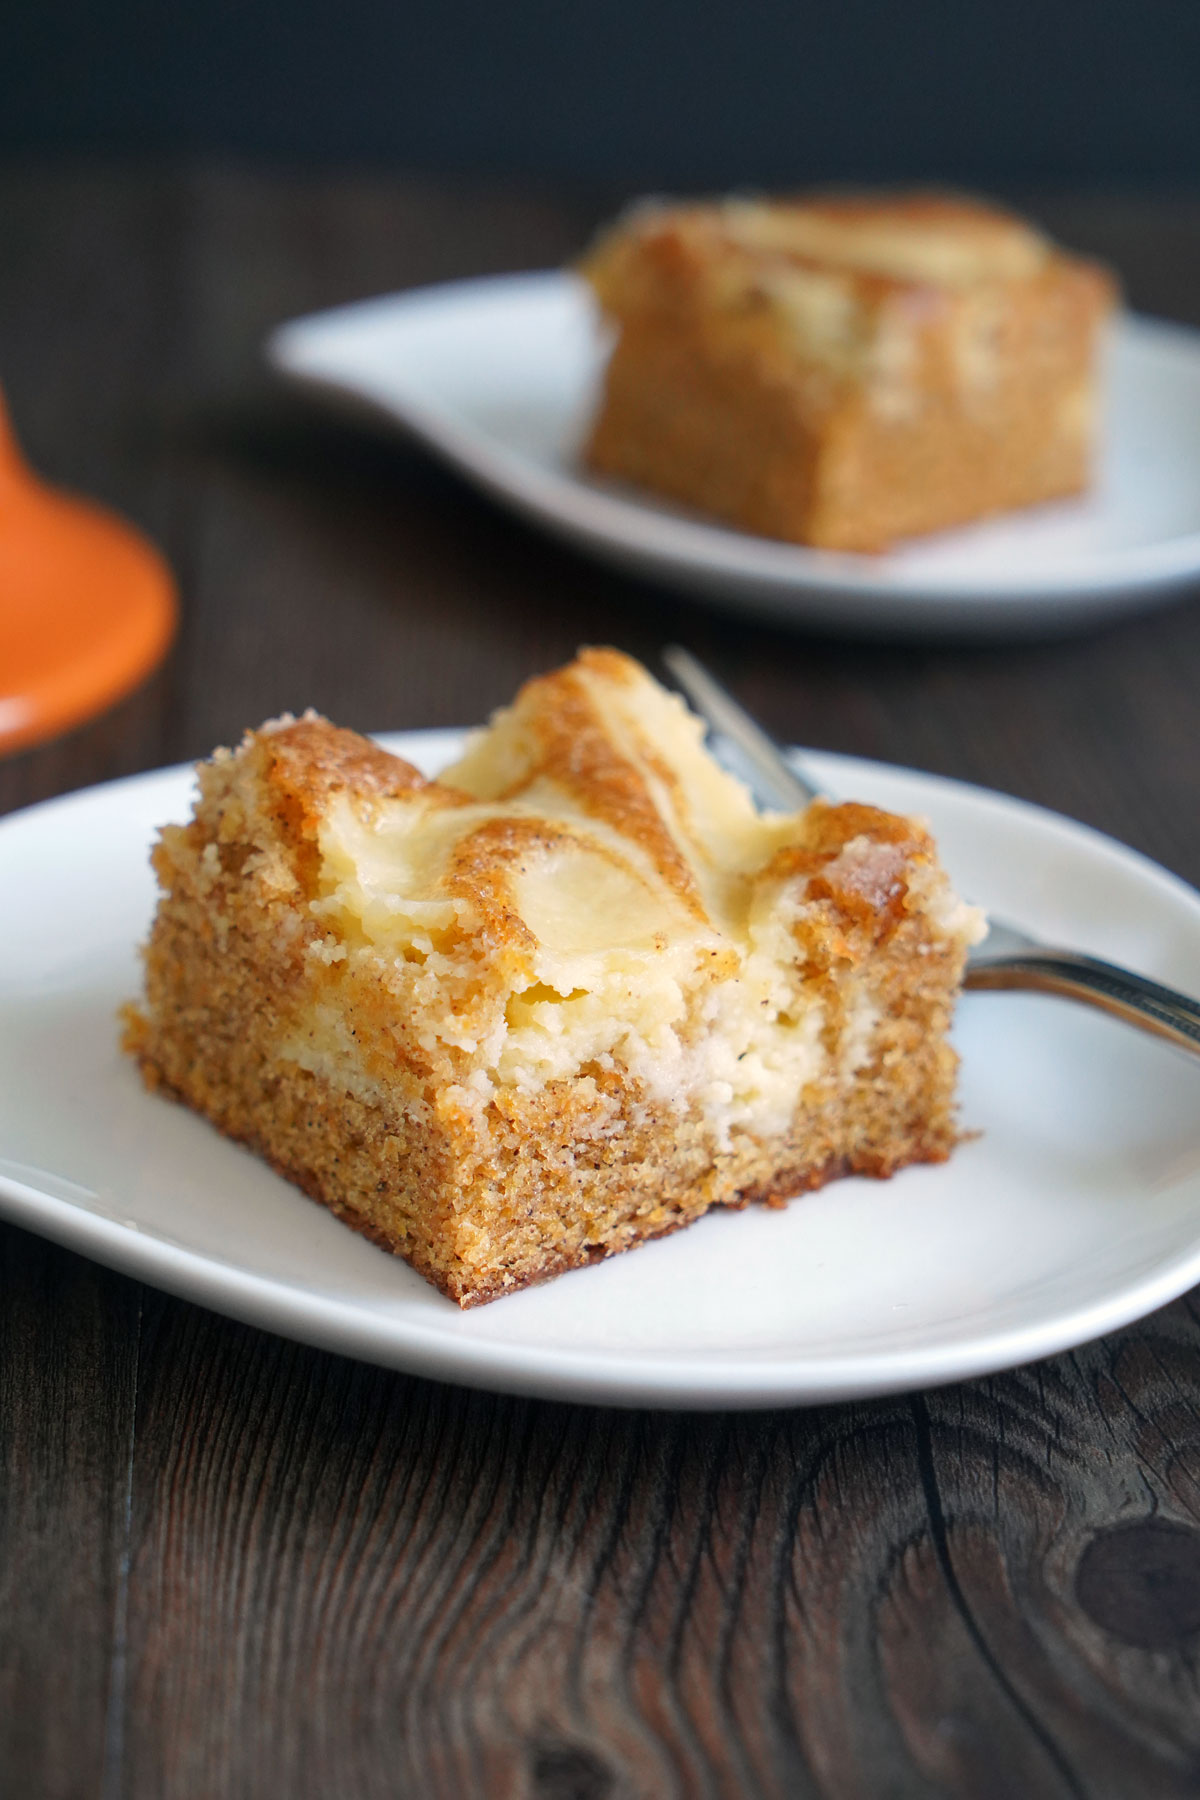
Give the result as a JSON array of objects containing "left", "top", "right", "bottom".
[
  {"left": 0, "top": 1228, "right": 140, "bottom": 1800},
  {"left": 2, "top": 165, "right": 1200, "bottom": 1797},
  {"left": 114, "top": 1306, "right": 1069, "bottom": 1800},
  {"left": 918, "top": 1298, "right": 1200, "bottom": 1800}
]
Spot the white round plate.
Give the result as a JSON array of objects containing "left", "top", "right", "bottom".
[
  {"left": 268, "top": 272, "right": 1200, "bottom": 638},
  {"left": 2, "top": 731, "right": 1200, "bottom": 1409}
]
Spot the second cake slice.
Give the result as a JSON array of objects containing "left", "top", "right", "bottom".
[{"left": 582, "top": 192, "right": 1116, "bottom": 550}]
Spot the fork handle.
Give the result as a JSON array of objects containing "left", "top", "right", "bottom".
[{"left": 965, "top": 950, "right": 1200, "bottom": 1058}]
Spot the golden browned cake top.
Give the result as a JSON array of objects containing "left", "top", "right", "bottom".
[
  {"left": 702, "top": 192, "right": 1049, "bottom": 286},
  {"left": 301, "top": 648, "right": 822, "bottom": 964},
  {"left": 197, "top": 653, "right": 983, "bottom": 1135},
  {"left": 582, "top": 190, "right": 1098, "bottom": 303},
  {"left": 228, "top": 650, "right": 982, "bottom": 965},
  {"left": 582, "top": 191, "right": 1116, "bottom": 406}
]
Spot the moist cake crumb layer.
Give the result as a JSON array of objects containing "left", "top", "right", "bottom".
[{"left": 124, "top": 649, "right": 984, "bottom": 1305}]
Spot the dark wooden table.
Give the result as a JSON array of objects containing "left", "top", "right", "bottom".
[{"left": 4, "top": 166, "right": 1200, "bottom": 1800}]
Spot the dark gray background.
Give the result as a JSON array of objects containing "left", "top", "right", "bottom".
[{"left": 5, "top": 0, "right": 1199, "bottom": 186}]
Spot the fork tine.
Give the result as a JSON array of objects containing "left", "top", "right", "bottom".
[{"left": 662, "top": 646, "right": 821, "bottom": 811}]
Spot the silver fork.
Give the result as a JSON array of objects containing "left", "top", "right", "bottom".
[{"left": 663, "top": 645, "right": 1200, "bottom": 1060}]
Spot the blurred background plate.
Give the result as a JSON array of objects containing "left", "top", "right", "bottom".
[{"left": 269, "top": 272, "right": 1200, "bottom": 639}]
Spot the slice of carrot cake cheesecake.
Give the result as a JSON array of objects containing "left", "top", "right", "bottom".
[{"left": 124, "top": 650, "right": 983, "bottom": 1305}]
